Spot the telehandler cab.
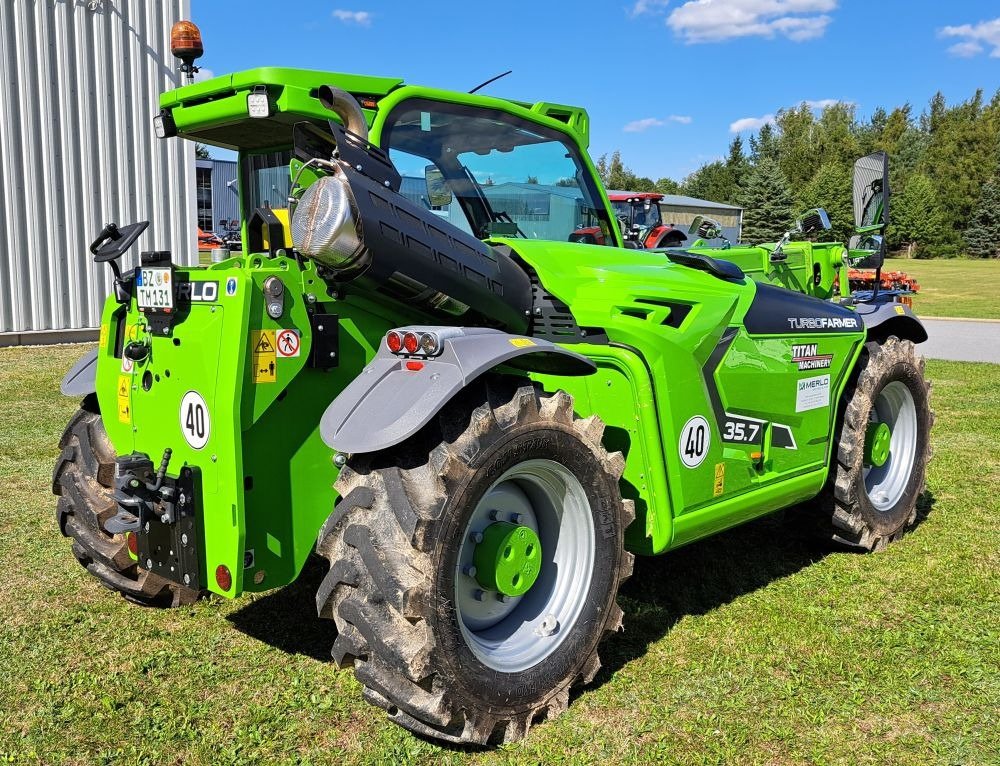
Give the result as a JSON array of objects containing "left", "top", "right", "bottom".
[{"left": 54, "top": 29, "right": 931, "bottom": 745}]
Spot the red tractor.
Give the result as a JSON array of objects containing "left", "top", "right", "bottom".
[{"left": 570, "top": 191, "right": 687, "bottom": 248}]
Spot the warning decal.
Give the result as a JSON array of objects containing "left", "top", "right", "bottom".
[
  {"left": 713, "top": 462, "right": 725, "bottom": 497},
  {"left": 117, "top": 375, "right": 131, "bottom": 423},
  {"left": 276, "top": 329, "right": 301, "bottom": 358},
  {"left": 252, "top": 330, "right": 276, "bottom": 383}
]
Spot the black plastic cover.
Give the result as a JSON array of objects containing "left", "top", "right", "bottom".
[{"left": 744, "top": 282, "right": 863, "bottom": 335}]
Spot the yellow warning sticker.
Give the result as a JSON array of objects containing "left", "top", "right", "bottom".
[
  {"left": 894, "top": 305, "right": 905, "bottom": 315},
  {"left": 126, "top": 324, "right": 141, "bottom": 342},
  {"left": 252, "top": 330, "right": 277, "bottom": 383},
  {"left": 98, "top": 323, "right": 108, "bottom": 349},
  {"left": 509, "top": 338, "right": 536, "bottom": 348},
  {"left": 117, "top": 375, "right": 131, "bottom": 424},
  {"left": 713, "top": 462, "right": 725, "bottom": 497}
]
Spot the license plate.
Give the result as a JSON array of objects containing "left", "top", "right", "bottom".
[{"left": 136, "top": 267, "right": 173, "bottom": 310}]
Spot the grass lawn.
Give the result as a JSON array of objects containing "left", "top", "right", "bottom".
[
  {"left": 0, "top": 346, "right": 996, "bottom": 765},
  {"left": 885, "top": 257, "right": 1000, "bottom": 320}
]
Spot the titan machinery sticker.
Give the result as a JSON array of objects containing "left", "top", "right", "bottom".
[
  {"left": 795, "top": 374, "right": 830, "bottom": 412},
  {"left": 791, "top": 343, "right": 833, "bottom": 371},
  {"left": 679, "top": 416, "right": 710, "bottom": 468}
]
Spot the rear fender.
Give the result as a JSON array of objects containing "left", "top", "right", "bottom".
[
  {"left": 320, "top": 327, "right": 596, "bottom": 454},
  {"left": 856, "top": 301, "right": 928, "bottom": 344},
  {"left": 61, "top": 349, "right": 99, "bottom": 396}
]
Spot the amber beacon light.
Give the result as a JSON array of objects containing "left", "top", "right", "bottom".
[{"left": 170, "top": 20, "right": 204, "bottom": 83}]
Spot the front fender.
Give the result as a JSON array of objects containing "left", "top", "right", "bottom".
[
  {"left": 856, "top": 301, "right": 928, "bottom": 344},
  {"left": 320, "top": 328, "right": 596, "bottom": 454},
  {"left": 61, "top": 348, "right": 99, "bottom": 396}
]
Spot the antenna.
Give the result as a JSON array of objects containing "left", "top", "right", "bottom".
[{"left": 469, "top": 70, "right": 513, "bottom": 95}]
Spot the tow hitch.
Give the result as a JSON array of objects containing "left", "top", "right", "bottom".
[{"left": 106, "top": 449, "right": 203, "bottom": 589}]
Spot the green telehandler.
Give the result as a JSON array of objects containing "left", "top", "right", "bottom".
[{"left": 53, "top": 33, "right": 931, "bottom": 745}]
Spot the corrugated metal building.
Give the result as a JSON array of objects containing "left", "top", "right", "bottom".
[
  {"left": 0, "top": 0, "right": 194, "bottom": 344},
  {"left": 196, "top": 158, "right": 239, "bottom": 233},
  {"left": 658, "top": 195, "right": 743, "bottom": 244}
]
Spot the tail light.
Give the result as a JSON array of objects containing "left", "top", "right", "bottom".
[{"left": 384, "top": 329, "right": 443, "bottom": 357}]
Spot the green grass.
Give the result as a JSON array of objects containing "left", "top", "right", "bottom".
[
  {"left": 1, "top": 345, "right": 997, "bottom": 765},
  {"left": 885, "top": 257, "right": 1000, "bottom": 319}
]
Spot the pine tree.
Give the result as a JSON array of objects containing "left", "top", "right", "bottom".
[
  {"left": 964, "top": 172, "right": 1000, "bottom": 258},
  {"left": 749, "top": 123, "right": 779, "bottom": 165},
  {"left": 799, "top": 162, "right": 854, "bottom": 242},
  {"left": 739, "top": 157, "right": 795, "bottom": 242},
  {"left": 725, "top": 135, "right": 750, "bottom": 193},
  {"left": 891, "top": 174, "right": 945, "bottom": 258}
]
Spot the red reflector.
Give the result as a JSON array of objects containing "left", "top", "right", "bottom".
[
  {"left": 403, "top": 332, "right": 419, "bottom": 354},
  {"left": 386, "top": 331, "right": 402, "bottom": 353},
  {"left": 215, "top": 564, "right": 232, "bottom": 591},
  {"left": 125, "top": 532, "right": 138, "bottom": 555},
  {"left": 405, "top": 360, "right": 424, "bottom": 371}
]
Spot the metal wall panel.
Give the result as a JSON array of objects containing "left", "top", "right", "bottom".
[{"left": 0, "top": 0, "right": 194, "bottom": 336}]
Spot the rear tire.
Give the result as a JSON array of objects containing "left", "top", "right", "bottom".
[
  {"left": 315, "top": 378, "right": 634, "bottom": 744},
  {"left": 52, "top": 396, "right": 200, "bottom": 607},
  {"left": 809, "top": 337, "right": 933, "bottom": 551}
]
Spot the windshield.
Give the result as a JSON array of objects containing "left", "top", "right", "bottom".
[
  {"left": 612, "top": 200, "right": 662, "bottom": 228},
  {"left": 382, "top": 99, "right": 614, "bottom": 244}
]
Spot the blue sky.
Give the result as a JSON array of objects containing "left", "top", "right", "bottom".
[{"left": 191, "top": 1, "right": 1000, "bottom": 181}]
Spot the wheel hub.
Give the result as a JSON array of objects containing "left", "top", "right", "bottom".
[
  {"left": 865, "top": 421, "right": 892, "bottom": 467},
  {"left": 473, "top": 522, "right": 541, "bottom": 597}
]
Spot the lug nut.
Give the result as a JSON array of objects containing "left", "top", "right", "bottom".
[
  {"left": 470, "top": 531, "right": 483, "bottom": 544},
  {"left": 473, "top": 589, "right": 486, "bottom": 602},
  {"left": 488, "top": 510, "right": 500, "bottom": 521},
  {"left": 461, "top": 564, "right": 477, "bottom": 578},
  {"left": 181, "top": 533, "right": 189, "bottom": 545},
  {"left": 497, "top": 593, "right": 511, "bottom": 603},
  {"left": 510, "top": 513, "right": 524, "bottom": 524},
  {"left": 183, "top": 574, "right": 191, "bottom": 585},
  {"left": 145, "top": 558, "right": 153, "bottom": 569}
]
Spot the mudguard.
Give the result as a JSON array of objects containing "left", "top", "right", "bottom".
[
  {"left": 320, "top": 327, "right": 596, "bottom": 454},
  {"left": 855, "top": 300, "right": 928, "bottom": 343},
  {"left": 61, "top": 348, "right": 99, "bottom": 396}
]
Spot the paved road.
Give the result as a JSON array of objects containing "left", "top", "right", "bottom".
[{"left": 919, "top": 319, "right": 1000, "bottom": 363}]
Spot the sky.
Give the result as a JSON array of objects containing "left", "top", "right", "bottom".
[{"left": 190, "top": 1, "right": 1000, "bottom": 181}]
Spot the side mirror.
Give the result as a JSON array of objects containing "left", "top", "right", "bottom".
[
  {"left": 853, "top": 151, "right": 890, "bottom": 231},
  {"left": 424, "top": 165, "right": 453, "bottom": 208},
  {"left": 798, "top": 208, "right": 832, "bottom": 236},
  {"left": 849, "top": 233, "right": 885, "bottom": 269}
]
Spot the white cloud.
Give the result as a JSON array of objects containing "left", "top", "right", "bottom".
[
  {"left": 629, "top": 0, "right": 671, "bottom": 16},
  {"left": 729, "top": 113, "right": 775, "bottom": 132},
  {"left": 332, "top": 9, "right": 372, "bottom": 26},
  {"left": 804, "top": 98, "right": 839, "bottom": 109},
  {"left": 623, "top": 115, "right": 692, "bottom": 131},
  {"left": 624, "top": 118, "right": 666, "bottom": 132},
  {"left": 939, "top": 18, "right": 1000, "bottom": 57},
  {"left": 193, "top": 68, "right": 215, "bottom": 83},
  {"left": 667, "top": 0, "right": 837, "bottom": 43}
]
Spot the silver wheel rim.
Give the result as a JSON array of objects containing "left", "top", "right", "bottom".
[
  {"left": 864, "top": 381, "right": 918, "bottom": 511},
  {"left": 455, "top": 459, "right": 595, "bottom": 673}
]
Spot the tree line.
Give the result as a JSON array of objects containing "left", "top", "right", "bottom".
[{"left": 597, "top": 89, "right": 1000, "bottom": 258}]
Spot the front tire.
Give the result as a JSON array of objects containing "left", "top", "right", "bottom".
[
  {"left": 810, "top": 337, "right": 933, "bottom": 551},
  {"left": 316, "top": 378, "right": 634, "bottom": 744},
  {"left": 52, "top": 397, "right": 200, "bottom": 607}
]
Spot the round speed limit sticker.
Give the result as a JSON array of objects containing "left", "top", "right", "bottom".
[
  {"left": 679, "top": 415, "right": 710, "bottom": 468},
  {"left": 179, "top": 391, "right": 210, "bottom": 450}
]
